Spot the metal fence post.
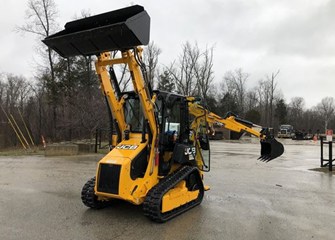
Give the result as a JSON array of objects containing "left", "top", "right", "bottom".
[
  {"left": 321, "top": 137, "right": 324, "bottom": 167},
  {"left": 329, "top": 141, "right": 333, "bottom": 172},
  {"left": 95, "top": 128, "right": 98, "bottom": 153}
]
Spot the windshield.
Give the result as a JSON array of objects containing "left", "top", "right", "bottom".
[
  {"left": 280, "top": 125, "right": 293, "bottom": 130},
  {"left": 124, "top": 98, "right": 143, "bottom": 132}
]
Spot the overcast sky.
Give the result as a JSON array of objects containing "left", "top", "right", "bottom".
[{"left": 1, "top": 0, "right": 334, "bottom": 108}]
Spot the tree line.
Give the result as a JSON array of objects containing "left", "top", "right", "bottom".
[{"left": 0, "top": 0, "right": 334, "bottom": 148}]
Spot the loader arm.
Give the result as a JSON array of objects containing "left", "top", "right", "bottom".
[
  {"left": 187, "top": 98, "right": 284, "bottom": 161},
  {"left": 96, "top": 49, "right": 159, "bottom": 177}
]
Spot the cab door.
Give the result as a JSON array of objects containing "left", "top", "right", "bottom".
[{"left": 195, "top": 120, "right": 210, "bottom": 172}]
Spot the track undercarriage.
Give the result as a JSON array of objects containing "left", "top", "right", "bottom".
[
  {"left": 143, "top": 165, "right": 204, "bottom": 222},
  {"left": 81, "top": 165, "right": 204, "bottom": 223}
]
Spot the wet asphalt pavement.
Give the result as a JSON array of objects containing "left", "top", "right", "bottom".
[{"left": 0, "top": 139, "right": 334, "bottom": 240}]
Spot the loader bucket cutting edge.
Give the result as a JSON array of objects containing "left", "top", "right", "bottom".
[
  {"left": 42, "top": 5, "right": 150, "bottom": 57},
  {"left": 259, "top": 138, "right": 284, "bottom": 162}
]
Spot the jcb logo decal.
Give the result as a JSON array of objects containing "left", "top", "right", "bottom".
[
  {"left": 116, "top": 145, "right": 139, "bottom": 150},
  {"left": 184, "top": 147, "right": 196, "bottom": 156}
]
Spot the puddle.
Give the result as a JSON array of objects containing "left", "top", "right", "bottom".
[{"left": 309, "top": 168, "right": 335, "bottom": 175}]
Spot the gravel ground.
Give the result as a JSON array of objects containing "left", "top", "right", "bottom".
[{"left": 0, "top": 138, "right": 334, "bottom": 240}]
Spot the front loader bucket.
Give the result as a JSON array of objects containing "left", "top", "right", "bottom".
[
  {"left": 42, "top": 5, "right": 150, "bottom": 57},
  {"left": 259, "top": 138, "right": 284, "bottom": 162}
]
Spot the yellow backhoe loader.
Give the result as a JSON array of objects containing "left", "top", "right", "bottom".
[{"left": 43, "top": 5, "right": 284, "bottom": 222}]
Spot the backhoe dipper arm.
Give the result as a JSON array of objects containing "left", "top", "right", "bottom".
[
  {"left": 188, "top": 101, "right": 263, "bottom": 138},
  {"left": 188, "top": 99, "right": 284, "bottom": 161},
  {"left": 208, "top": 114, "right": 264, "bottom": 139}
]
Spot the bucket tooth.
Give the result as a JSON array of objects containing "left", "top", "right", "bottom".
[{"left": 42, "top": 5, "right": 150, "bottom": 57}]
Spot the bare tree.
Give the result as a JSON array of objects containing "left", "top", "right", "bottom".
[
  {"left": 0, "top": 74, "right": 33, "bottom": 145},
  {"left": 288, "top": 97, "right": 305, "bottom": 129},
  {"left": 245, "top": 89, "right": 259, "bottom": 111},
  {"left": 257, "top": 79, "right": 270, "bottom": 125},
  {"left": 109, "top": 46, "right": 158, "bottom": 92},
  {"left": 167, "top": 42, "right": 215, "bottom": 100},
  {"left": 107, "top": 51, "right": 131, "bottom": 92},
  {"left": 0, "top": 74, "right": 5, "bottom": 106},
  {"left": 317, "top": 97, "right": 335, "bottom": 132},
  {"left": 18, "top": 0, "right": 58, "bottom": 79},
  {"left": 143, "top": 41, "right": 162, "bottom": 89},
  {"left": 168, "top": 42, "right": 200, "bottom": 96},
  {"left": 194, "top": 45, "right": 214, "bottom": 102},
  {"left": 17, "top": 78, "right": 32, "bottom": 111},
  {"left": 223, "top": 68, "right": 249, "bottom": 115},
  {"left": 5, "top": 74, "right": 25, "bottom": 110},
  {"left": 255, "top": 73, "right": 280, "bottom": 127},
  {"left": 18, "top": 0, "right": 59, "bottom": 136},
  {"left": 266, "top": 70, "right": 280, "bottom": 126},
  {"left": 303, "top": 107, "right": 322, "bottom": 133},
  {"left": 217, "top": 82, "right": 238, "bottom": 115},
  {"left": 117, "top": 65, "right": 132, "bottom": 92},
  {"left": 158, "top": 71, "right": 175, "bottom": 92}
]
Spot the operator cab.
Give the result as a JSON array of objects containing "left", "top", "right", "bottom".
[
  {"left": 120, "top": 91, "right": 210, "bottom": 176},
  {"left": 155, "top": 91, "right": 211, "bottom": 175}
]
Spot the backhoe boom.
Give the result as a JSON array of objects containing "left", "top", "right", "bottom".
[{"left": 188, "top": 98, "right": 284, "bottom": 161}]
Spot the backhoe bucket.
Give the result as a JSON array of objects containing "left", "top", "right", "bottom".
[
  {"left": 259, "top": 138, "right": 284, "bottom": 162},
  {"left": 42, "top": 5, "right": 150, "bottom": 57}
]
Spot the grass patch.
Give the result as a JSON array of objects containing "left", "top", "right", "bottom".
[
  {"left": 0, "top": 147, "right": 45, "bottom": 156},
  {"left": 0, "top": 141, "right": 111, "bottom": 157}
]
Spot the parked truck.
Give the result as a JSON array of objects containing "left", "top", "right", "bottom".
[{"left": 277, "top": 124, "right": 295, "bottom": 138}]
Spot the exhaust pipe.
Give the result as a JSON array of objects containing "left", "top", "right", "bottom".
[{"left": 42, "top": 5, "right": 150, "bottom": 57}]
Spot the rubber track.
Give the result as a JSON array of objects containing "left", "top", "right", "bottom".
[
  {"left": 143, "top": 165, "right": 204, "bottom": 223},
  {"left": 81, "top": 176, "right": 109, "bottom": 209}
]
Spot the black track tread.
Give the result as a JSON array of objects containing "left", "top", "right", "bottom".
[
  {"left": 81, "top": 176, "right": 109, "bottom": 209},
  {"left": 143, "top": 165, "right": 204, "bottom": 223}
]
